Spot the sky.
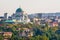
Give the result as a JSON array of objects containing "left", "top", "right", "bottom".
[{"left": 0, "top": 0, "right": 60, "bottom": 16}]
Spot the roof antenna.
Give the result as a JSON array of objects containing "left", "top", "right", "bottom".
[{"left": 19, "top": 5, "right": 21, "bottom": 8}]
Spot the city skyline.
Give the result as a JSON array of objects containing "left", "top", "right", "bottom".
[{"left": 0, "top": 0, "right": 60, "bottom": 16}]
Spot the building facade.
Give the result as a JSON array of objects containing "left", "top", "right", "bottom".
[
  {"left": 11, "top": 8, "right": 29, "bottom": 23},
  {"left": 4, "top": 13, "right": 7, "bottom": 20}
]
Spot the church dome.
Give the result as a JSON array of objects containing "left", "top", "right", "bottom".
[{"left": 16, "top": 8, "right": 23, "bottom": 12}]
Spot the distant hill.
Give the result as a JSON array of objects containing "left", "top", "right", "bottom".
[
  {"left": 28, "top": 13, "right": 42, "bottom": 19},
  {"left": 28, "top": 12, "right": 60, "bottom": 19}
]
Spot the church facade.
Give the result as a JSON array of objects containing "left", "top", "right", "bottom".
[{"left": 11, "top": 8, "right": 29, "bottom": 23}]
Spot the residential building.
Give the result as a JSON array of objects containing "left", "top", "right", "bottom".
[{"left": 3, "top": 32, "right": 12, "bottom": 38}]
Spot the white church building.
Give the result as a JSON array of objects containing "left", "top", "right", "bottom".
[{"left": 11, "top": 8, "right": 30, "bottom": 23}]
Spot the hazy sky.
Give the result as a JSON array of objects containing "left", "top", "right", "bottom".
[{"left": 0, "top": 0, "right": 60, "bottom": 16}]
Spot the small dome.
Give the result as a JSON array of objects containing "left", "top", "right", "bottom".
[{"left": 16, "top": 8, "right": 23, "bottom": 12}]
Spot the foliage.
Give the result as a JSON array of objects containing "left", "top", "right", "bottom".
[{"left": 0, "top": 23, "right": 60, "bottom": 40}]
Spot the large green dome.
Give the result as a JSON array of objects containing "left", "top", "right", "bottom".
[{"left": 16, "top": 8, "right": 23, "bottom": 12}]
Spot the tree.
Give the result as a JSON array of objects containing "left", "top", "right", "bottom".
[{"left": 0, "top": 35, "right": 3, "bottom": 40}]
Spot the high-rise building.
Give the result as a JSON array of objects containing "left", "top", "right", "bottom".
[{"left": 4, "top": 13, "right": 7, "bottom": 20}]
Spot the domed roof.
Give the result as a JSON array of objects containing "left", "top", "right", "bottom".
[{"left": 16, "top": 8, "right": 23, "bottom": 12}]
